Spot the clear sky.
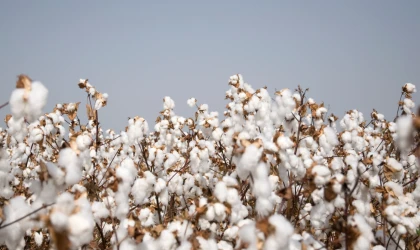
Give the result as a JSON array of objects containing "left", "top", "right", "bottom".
[{"left": 1, "top": 1, "right": 419, "bottom": 131}]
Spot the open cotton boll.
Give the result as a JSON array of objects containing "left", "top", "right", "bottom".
[
  {"left": 10, "top": 81, "right": 49, "bottom": 123},
  {"left": 0, "top": 150, "right": 13, "bottom": 199},
  {"left": 29, "top": 128, "right": 43, "bottom": 143},
  {"left": 255, "top": 198, "right": 273, "bottom": 217},
  {"left": 315, "top": 107, "right": 328, "bottom": 118},
  {"left": 34, "top": 232, "right": 43, "bottom": 246},
  {"left": 263, "top": 214, "right": 294, "bottom": 250},
  {"left": 91, "top": 201, "right": 110, "bottom": 224},
  {"left": 187, "top": 98, "right": 197, "bottom": 107},
  {"left": 132, "top": 178, "right": 151, "bottom": 205},
  {"left": 117, "top": 158, "right": 137, "bottom": 184},
  {"left": 46, "top": 162, "right": 65, "bottom": 187},
  {"left": 252, "top": 163, "right": 271, "bottom": 199},
  {"left": 350, "top": 214, "right": 375, "bottom": 250},
  {"left": 127, "top": 117, "right": 148, "bottom": 146},
  {"left": 403, "top": 98, "right": 415, "bottom": 114},
  {"left": 238, "top": 222, "right": 257, "bottom": 249},
  {"left": 58, "top": 148, "right": 82, "bottom": 186},
  {"left": 163, "top": 96, "right": 175, "bottom": 110},
  {"left": 68, "top": 213, "right": 94, "bottom": 247},
  {"left": 214, "top": 181, "right": 228, "bottom": 202},
  {"left": 212, "top": 127, "right": 223, "bottom": 141},
  {"left": 9, "top": 88, "right": 26, "bottom": 120},
  {"left": 0, "top": 196, "right": 32, "bottom": 249},
  {"left": 403, "top": 83, "right": 416, "bottom": 93},
  {"left": 276, "top": 135, "right": 294, "bottom": 150},
  {"left": 158, "top": 230, "right": 177, "bottom": 250},
  {"left": 237, "top": 145, "right": 263, "bottom": 180},
  {"left": 76, "top": 134, "right": 92, "bottom": 151},
  {"left": 312, "top": 165, "right": 331, "bottom": 186}
]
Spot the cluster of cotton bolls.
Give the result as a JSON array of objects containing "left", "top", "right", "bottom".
[{"left": 0, "top": 74, "right": 419, "bottom": 250}]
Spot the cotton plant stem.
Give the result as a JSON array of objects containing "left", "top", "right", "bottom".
[{"left": 0, "top": 101, "right": 9, "bottom": 110}]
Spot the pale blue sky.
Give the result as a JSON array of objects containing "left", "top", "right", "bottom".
[{"left": 1, "top": 1, "right": 419, "bottom": 131}]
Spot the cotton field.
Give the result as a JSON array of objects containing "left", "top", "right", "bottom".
[{"left": 0, "top": 74, "right": 419, "bottom": 250}]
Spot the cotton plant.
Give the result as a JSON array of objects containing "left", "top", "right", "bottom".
[{"left": 0, "top": 74, "right": 419, "bottom": 250}]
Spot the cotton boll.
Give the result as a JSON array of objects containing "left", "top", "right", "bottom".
[
  {"left": 276, "top": 135, "right": 294, "bottom": 149},
  {"left": 46, "top": 162, "right": 65, "bottom": 186},
  {"left": 154, "top": 178, "right": 166, "bottom": 193},
  {"left": 50, "top": 211, "right": 69, "bottom": 232},
  {"left": 331, "top": 157, "right": 344, "bottom": 172},
  {"left": 397, "top": 224, "right": 407, "bottom": 235},
  {"left": 37, "top": 180, "right": 58, "bottom": 204},
  {"left": 159, "top": 230, "right": 177, "bottom": 250},
  {"left": 9, "top": 88, "right": 26, "bottom": 120},
  {"left": 68, "top": 213, "right": 94, "bottom": 247},
  {"left": 237, "top": 145, "right": 263, "bottom": 180},
  {"left": 34, "top": 232, "right": 43, "bottom": 246},
  {"left": 403, "top": 98, "right": 415, "bottom": 114},
  {"left": 76, "top": 134, "right": 92, "bottom": 151},
  {"left": 350, "top": 214, "right": 375, "bottom": 250},
  {"left": 212, "top": 128, "right": 223, "bottom": 141},
  {"left": 10, "top": 81, "right": 48, "bottom": 123},
  {"left": 396, "top": 115, "right": 414, "bottom": 151},
  {"left": 218, "top": 241, "right": 233, "bottom": 250},
  {"left": 312, "top": 165, "right": 331, "bottom": 186},
  {"left": 91, "top": 201, "right": 110, "bottom": 224},
  {"left": 386, "top": 158, "right": 403, "bottom": 182},
  {"left": 315, "top": 107, "right": 328, "bottom": 118},
  {"left": 205, "top": 206, "right": 215, "bottom": 221},
  {"left": 372, "top": 246, "right": 386, "bottom": 250},
  {"left": 58, "top": 148, "right": 82, "bottom": 186},
  {"left": 0, "top": 196, "right": 32, "bottom": 249},
  {"left": 117, "top": 158, "right": 137, "bottom": 184},
  {"left": 238, "top": 222, "right": 257, "bottom": 249},
  {"left": 29, "top": 128, "right": 43, "bottom": 143},
  {"left": 187, "top": 98, "right": 197, "bottom": 107},
  {"left": 255, "top": 198, "right": 273, "bottom": 217},
  {"left": 403, "top": 83, "right": 416, "bottom": 93},
  {"left": 226, "top": 188, "right": 240, "bottom": 206},
  {"left": 265, "top": 214, "right": 294, "bottom": 249},
  {"left": 223, "top": 175, "right": 238, "bottom": 187},
  {"left": 56, "top": 192, "right": 76, "bottom": 214},
  {"left": 163, "top": 96, "right": 175, "bottom": 110},
  {"left": 213, "top": 203, "right": 226, "bottom": 222},
  {"left": 215, "top": 181, "right": 228, "bottom": 202},
  {"left": 177, "top": 241, "right": 192, "bottom": 250},
  {"left": 253, "top": 178, "right": 271, "bottom": 198}
]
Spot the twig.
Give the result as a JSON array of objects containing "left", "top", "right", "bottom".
[
  {"left": 98, "top": 147, "right": 122, "bottom": 187},
  {"left": 0, "top": 101, "right": 9, "bottom": 110},
  {"left": 393, "top": 92, "right": 404, "bottom": 122},
  {"left": 95, "top": 222, "right": 106, "bottom": 250},
  {"left": 155, "top": 193, "right": 163, "bottom": 224},
  {"left": 167, "top": 160, "right": 190, "bottom": 184}
]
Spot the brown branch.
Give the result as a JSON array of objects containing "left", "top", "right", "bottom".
[
  {"left": 155, "top": 193, "right": 163, "bottom": 224},
  {"left": 95, "top": 222, "right": 106, "bottom": 250}
]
